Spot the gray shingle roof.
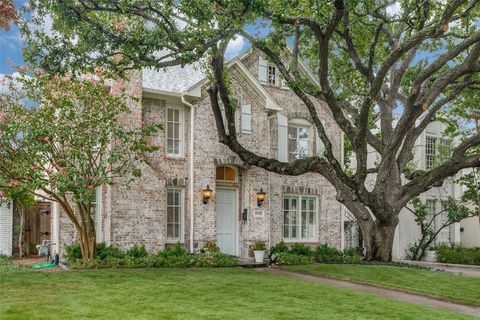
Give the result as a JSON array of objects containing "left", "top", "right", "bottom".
[{"left": 142, "top": 62, "right": 205, "bottom": 93}]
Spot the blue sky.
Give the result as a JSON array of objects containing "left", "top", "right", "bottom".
[
  {"left": 0, "top": 0, "right": 254, "bottom": 75},
  {"left": 0, "top": 1, "right": 24, "bottom": 74}
]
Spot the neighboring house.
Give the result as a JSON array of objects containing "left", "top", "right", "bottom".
[
  {"left": 346, "top": 121, "right": 480, "bottom": 260},
  {"left": 51, "top": 49, "right": 345, "bottom": 258}
]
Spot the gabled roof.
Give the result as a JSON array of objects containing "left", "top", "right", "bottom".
[
  {"left": 142, "top": 49, "right": 282, "bottom": 111},
  {"left": 142, "top": 62, "right": 205, "bottom": 95},
  {"left": 185, "top": 55, "right": 282, "bottom": 111}
]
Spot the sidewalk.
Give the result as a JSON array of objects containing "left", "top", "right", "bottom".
[
  {"left": 396, "top": 260, "right": 480, "bottom": 278},
  {"left": 259, "top": 267, "right": 480, "bottom": 318}
]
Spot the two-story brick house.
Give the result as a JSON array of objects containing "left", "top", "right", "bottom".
[{"left": 50, "top": 49, "right": 344, "bottom": 258}]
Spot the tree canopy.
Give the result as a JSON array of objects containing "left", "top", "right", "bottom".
[
  {"left": 0, "top": 69, "right": 162, "bottom": 258},
  {"left": 19, "top": 0, "right": 480, "bottom": 261}
]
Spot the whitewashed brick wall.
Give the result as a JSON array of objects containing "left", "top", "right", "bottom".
[{"left": 0, "top": 203, "right": 13, "bottom": 256}]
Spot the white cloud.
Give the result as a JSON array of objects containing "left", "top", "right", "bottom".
[
  {"left": 0, "top": 72, "right": 23, "bottom": 96},
  {"left": 225, "top": 35, "right": 246, "bottom": 59}
]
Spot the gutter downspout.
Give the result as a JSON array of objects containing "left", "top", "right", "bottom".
[
  {"left": 181, "top": 94, "right": 195, "bottom": 254},
  {"left": 267, "top": 113, "right": 276, "bottom": 250}
]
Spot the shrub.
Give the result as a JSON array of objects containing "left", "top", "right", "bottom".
[
  {"left": 0, "top": 255, "right": 12, "bottom": 264},
  {"left": 289, "top": 243, "right": 313, "bottom": 256},
  {"left": 435, "top": 244, "right": 480, "bottom": 265},
  {"left": 252, "top": 241, "right": 267, "bottom": 251},
  {"left": 162, "top": 242, "right": 189, "bottom": 258},
  {"left": 126, "top": 245, "right": 148, "bottom": 258},
  {"left": 64, "top": 244, "right": 82, "bottom": 263},
  {"left": 275, "top": 252, "right": 314, "bottom": 265},
  {"left": 96, "top": 243, "right": 125, "bottom": 260},
  {"left": 191, "top": 253, "right": 238, "bottom": 267},
  {"left": 270, "top": 241, "right": 289, "bottom": 255},
  {"left": 315, "top": 244, "right": 343, "bottom": 263},
  {"left": 343, "top": 247, "right": 363, "bottom": 263},
  {"left": 201, "top": 241, "right": 220, "bottom": 254}
]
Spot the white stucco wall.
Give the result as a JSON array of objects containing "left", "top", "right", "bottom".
[
  {"left": 461, "top": 216, "right": 480, "bottom": 247},
  {"left": 0, "top": 202, "right": 13, "bottom": 256}
]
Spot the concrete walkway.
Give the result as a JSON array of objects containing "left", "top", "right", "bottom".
[
  {"left": 259, "top": 267, "right": 480, "bottom": 318},
  {"left": 396, "top": 260, "right": 480, "bottom": 278}
]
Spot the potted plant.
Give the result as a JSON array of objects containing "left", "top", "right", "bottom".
[{"left": 253, "top": 241, "right": 267, "bottom": 263}]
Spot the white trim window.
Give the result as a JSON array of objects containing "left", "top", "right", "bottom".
[
  {"left": 166, "top": 106, "right": 184, "bottom": 156},
  {"left": 288, "top": 119, "right": 313, "bottom": 162},
  {"left": 215, "top": 165, "right": 238, "bottom": 183},
  {"left": 425, "top": 136, "right": 437, "bottom": 170},
  {"left": 241, "top": 104, "right": 252, "bottom": 134},
  {"left": 426, "top": 199, "right": 437, "bottom": 230},
  {"left": 90, "top": 187, "right": 101, "bottom": 240},
  {"left": 284, "top": 195, "right": 317, "bottom": 241},
  {"left": 268, "top": 64, "right": 277, "bottom": 85},
  {"left": 167, "top": 188, "right": 183, "bottom": 242}
]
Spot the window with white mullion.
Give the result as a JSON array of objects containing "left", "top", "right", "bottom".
[
  {"left": 284, "top": 195, "right": 317, "bottom": 241},
  {"left": 288, "top": 125, "right": 310, "bottom": 162},
  {"left": 426, "top": 199, "right": 437, "bottom": 233},
  {"left": 438, "top": 200, "right": 451, "bottom": 243},
  {"left": 268, "top": 65, "right": 277, "bottom": 85},
  {"left": 90, "top": 187, "right": 101, "bottom": 240},
  {"left": 166, "top": 107, "right": 183, "bottom": 156},
  {"left": 425, "top": 136, "right": 437, "bottom": 170},
  {"left": 167, "top": 188, "right": 183, "bottom": 241}
]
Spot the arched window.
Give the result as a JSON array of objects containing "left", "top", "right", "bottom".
[
  {"left": 288, "top": 118, "right": 313, "bottom": 162},
  {"left": 216, "top": 166, "right": 238, "bottom": 182}
]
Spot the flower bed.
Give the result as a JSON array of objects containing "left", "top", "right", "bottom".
[
  {"left": 66, "top": 243, "right": 238, "bottom": 269},
  {"left": 269, "top": 242, "right": 363, "bottom": 265}
]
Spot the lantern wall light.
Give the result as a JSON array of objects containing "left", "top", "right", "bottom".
[
  {"left": 202, "top": 185, "right": 213, "bottom": 204},
  {"left": 256, "top": 188, "right": 267, "bottom": 207}
]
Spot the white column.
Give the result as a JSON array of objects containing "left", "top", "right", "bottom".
[{"left": 0, "top": 202, "right": 13, "bottom": 256}]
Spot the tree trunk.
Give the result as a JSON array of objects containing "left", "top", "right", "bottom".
[
  {"left": 362, "top": 220, "right": 398, "bottom": 262},
  {"left": 78, "top": 225, "right": 96, "bottom": 260},
  {"left": 18, "top": 207, "right": 25, "bottom": 258}
]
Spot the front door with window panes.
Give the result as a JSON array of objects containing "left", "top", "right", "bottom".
[{"left": 284, "top": 195, "right": 317, "bottom": 241}]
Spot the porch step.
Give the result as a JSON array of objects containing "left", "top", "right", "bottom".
[{"left": 238, "top": 258, "right": 270, "bottom": 268}]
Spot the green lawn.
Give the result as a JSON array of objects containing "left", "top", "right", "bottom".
[
  {"left": 282, "top": 264, "right": 480, "bottom": 306},
  {"left": 0, "top": 267, "right": 474, "bottom": 320}
]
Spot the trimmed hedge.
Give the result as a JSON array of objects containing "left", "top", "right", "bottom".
[
  {"left": 269, "top": 241, "right": 363, "bottom": 265},
  {"left": 275, "top": 252, "right": 314, "bottom": 265},
  {"left": 65, "top": 243, "right": 238, "bottom": 269},
  {"left": 435, "top": 244, "right": 480, "bottom": 265}
]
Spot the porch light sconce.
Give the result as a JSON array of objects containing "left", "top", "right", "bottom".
[
  {"left": 256, "top": 188, "right": 267, "bottom": 207},
  {"left": 202, "top": 185, "right": 213, "bottom": 204}
]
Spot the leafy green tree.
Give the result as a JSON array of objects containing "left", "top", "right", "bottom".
[
  {"left": 21, "top": 0, "right": 480, "bottom": 261},
  {"left": 407, "top": 197, "right": 475, "bottom": 261},
  {"left": 0, "top": 71, "right": 162, "bottom": 259}
]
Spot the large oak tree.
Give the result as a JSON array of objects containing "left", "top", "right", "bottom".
[{"left": 21, "top": 0, "right": 480, "bottom": 261}]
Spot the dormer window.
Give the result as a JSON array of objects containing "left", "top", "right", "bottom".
[{"left": 268, "top": 65, "right": 277, "bottom": 85}]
